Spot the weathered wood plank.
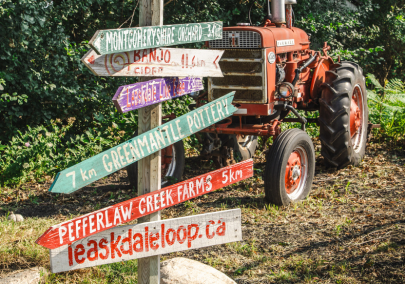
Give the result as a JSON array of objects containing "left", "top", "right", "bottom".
[
  {"left": 81, "top": 48, "right": 224, "bottom": 77},
  {"left": 112, "top": 77, "right": 203, "bottom": 113},
  {"left": 36, "top": 160, "right": 253, "bottom": 250},
  {"left": 48, "top": 92, "right": 237, "bottom": 194},
  {"left": 49, "top": 209, "right": 242, "bottom": 273},
  {"left": 138, "top": 1, "right": 164, "bottom": 283},
  {"left": 89, "top": 22, "right": 222, "bottom": 55}
]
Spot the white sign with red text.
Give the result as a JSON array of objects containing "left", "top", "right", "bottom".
[
  {"left": 49, "top": 209, "right": 241, "bottom": 273},
  {"left": 81, "top": 47, "right": 224, "bottom": 77}
]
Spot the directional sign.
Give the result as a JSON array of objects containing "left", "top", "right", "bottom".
[
  {"left": 89, "top": 22, "right": 223, "bottom": 55},
  {"left": 48, "top": 92, "right": 237, "bottom": 194},
  {"left": 49, "top": 209, "right": 241, "bottom": 273},
  {"left": 81, "top": 47, "right": 224, "bottom": 77},
  {"left": 113, "top": 77, "right": 203, "bottom": 113},
  {"left": 36, "top": 159, "right": 252, "bottom": 250}
]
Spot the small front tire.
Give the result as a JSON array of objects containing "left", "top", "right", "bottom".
[{"left": 264, "top": 129, "right": 315, "bottom": 206}]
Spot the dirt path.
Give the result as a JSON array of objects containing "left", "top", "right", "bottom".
[{"left": 1, "top": 138, "right": 404, "bottom": 283}]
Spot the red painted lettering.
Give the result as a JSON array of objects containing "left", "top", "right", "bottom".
[
  {"left": 149, "top": 233, "right": 160, "bottom": 250},
  {"left": 161, "top": 224, "right": 166, "bottom": 248},
  {"left": 121, "top": 229, "right": 133, "bottom": 255},
  {"left": 164, "top": 50, "right": 171, "bottom": 63},
  {"left": 145, "top": 226, "right": 149, "bottom": 252},
  {"left": 216, "top": 221, "right": 226, "bottom": 236},
  {"left": 68, "top": 244, "right": 73, "bottom": 266},
  {"left": 177, "top": 226, "right": 187, "bottom": 244},
  {"left": 141, "top": 49, "right": 148, "bottom": 62},
  {"left": 206, "top": 220, "right": 215, "bottom": 239},
  {"left": 134, "top": 50, "right": 141, "bottom": 62},
  {"left": 87, "top": 240, "right": 98, "bottom": 261},
  {"left": 133, "top": 233, "right": 144, "bottom": 252},
  {"left": 187, "top": 224, "right": 199, "bottom": 248},
  {"left": 149, "top": 48, "right": 156, "bottom": 62},
  {"left": 166, "top": 228, "right": 176, "bottom": 246},
  {"left": 74, "top": 244, "right": 86, "bottom": 264},
  {"left": 110, "top": 232, "right": 122, "bottom": 259},
  {"left": 99, "top": 238, "right": 109, "bottom": 260}
]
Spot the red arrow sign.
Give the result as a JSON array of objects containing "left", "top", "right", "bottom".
[{"left": 36, "top": 159, "right": 253, "bottom": 249}]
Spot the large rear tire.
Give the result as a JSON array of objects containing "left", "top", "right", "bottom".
[
  {"left": 319, "top": 61, "right": 369, "bottom": 168},
  {"left": 264, "top": 129, "right": 315, "bottom": 206}
]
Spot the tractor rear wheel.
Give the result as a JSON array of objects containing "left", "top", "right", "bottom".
[
  {"left": 126, "top": 134, "right": 185, "bottom": 188},
  {"left": 264, "top": 129, "right": 315, "bottom": 206},
  {"left": 319, "top": 61, "right": 369, "bottom": 168}
]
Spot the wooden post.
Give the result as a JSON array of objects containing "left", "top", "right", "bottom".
[{"left": 138, "top": 0, "right": 163, "bottom": 283}]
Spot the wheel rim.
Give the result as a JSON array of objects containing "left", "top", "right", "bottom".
[
  {"left": 161, "top": 145, "right": 176, "bottom": 179},
  {"left": 284, "top": 146, "right": 308, "bottom": 200},
  {"left": 350, "top": 85, "right": 365, "bottom": 153}
]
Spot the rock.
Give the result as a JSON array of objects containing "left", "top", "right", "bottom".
[
  {"left": 0, "top": 267, "right": 46, "bottom": 284},
  {"left": 7, "top": 213, "right": 16, "bottom": 222},
  {"left": 15, "top": 214, "right": 24, "bottom": 222},
  {"left": 7, "top": 212, "right": 23, "bottom": 222},
  {"left": 160, "top": 257, "right": 236, "bottom": 284}
]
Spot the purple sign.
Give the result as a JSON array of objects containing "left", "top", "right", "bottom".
[{"left": 112, "top": 77, "right": 203, "bottom": 113}]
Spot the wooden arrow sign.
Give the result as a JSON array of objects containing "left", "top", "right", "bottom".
[
  {"left": 81, "top": 48, "right": 224, "bottom": 77},
  {"left": 113, "top": 77, "right": 203, "bottom": 113},
  {"left": 49, "top": 209, "right": 241, "bottom": 273},
  {"left": 48, "top": 92, "right": 237, "bottom": 195},
  {"left": 36, "top": 159, "right": 252, "bottom": 250},
  {"left": 89, "top": 21, "right": 223, "bottom": 55}
]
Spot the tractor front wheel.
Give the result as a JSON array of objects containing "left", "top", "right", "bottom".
[
  {"left": 264, "top": 129, "right": 315, "bottom": 206},
  {"left": 319, "top": 61, "right": 369, "bottom": 168}
]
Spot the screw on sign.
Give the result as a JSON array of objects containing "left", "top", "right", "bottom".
[
  {"left": 89, "top": 21, "right": 223, "bottom": 55},
  {"left": 81, "top": 47, "right": 224, "bottom": 78},
  {"left": 112, "top": 77, "right": 203, "bottom": 114},
  {"left": 49, "top": 209, "right": 242, "bottom": 273},
  {"left": 36, "top": 159, "right": 253, "bottom": 250},
  {"left": 47, "top": 92, "right": 238, "bottom": 195}
]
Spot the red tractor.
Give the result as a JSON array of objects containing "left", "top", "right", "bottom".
[{"left": 128, "top": 0, "right": 368, "bottom": 206}]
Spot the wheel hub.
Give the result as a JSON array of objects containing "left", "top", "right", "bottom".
[
  {"left": 285, "top": 151, "right": 302, "bottom": 194},
  {"left": 350, "top": 89, "right": 362, "bottom": 137},
  {"left": 292, "top": 165, "right": 301, "bottom": 181}
]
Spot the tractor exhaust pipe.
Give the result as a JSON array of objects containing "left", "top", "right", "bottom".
[
  {"left": 271, "top": 0, "right": 286, "bottom": 24},
  {"left": 271, "top": 0, "right": 297, "bottom": 27}
]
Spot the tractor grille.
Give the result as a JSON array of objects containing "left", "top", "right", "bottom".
[
  {"left": 209, "top": 31, "right": 262, "bottom": 49},
  {"left": 208, "top": 49, "right": 267, "bottom": 104}
]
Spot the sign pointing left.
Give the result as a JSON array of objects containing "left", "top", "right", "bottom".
[
  {"left": 81, "top": 47, "right": 224, "bottom": 77},
  {"left": 48, "top": 92, "right": 237, "bottom": 194},
  {"left": 89, "top": 21, "right": 223, "bottom": 55}
]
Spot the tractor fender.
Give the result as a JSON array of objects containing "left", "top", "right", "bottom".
[{"left": 310, "top": 57, "right": 334, "bottom": 99}]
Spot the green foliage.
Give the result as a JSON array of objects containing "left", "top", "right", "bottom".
[
  {"left": 294, "top": 0, "right": 405, "bottom": 84},
  {"left": 0, "top": 111, "right": 137, "bottom": 186},
  {"left": 366, "top": 74, "right": 405, "bottom": 141}
]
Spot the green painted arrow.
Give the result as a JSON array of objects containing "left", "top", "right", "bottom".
[
  {"left": 89, "top": 21, "right": 222, "bottom": 55},
  {"left": 49, "top": 92, "right": 237, "bottom": 194}
]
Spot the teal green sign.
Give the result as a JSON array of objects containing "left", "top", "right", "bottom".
[
  {"left": 90, "top": 21, "right": 223, "bottom": 55},
  {"left": 49, "top": 92, "right": 237, "bottom": 194}
]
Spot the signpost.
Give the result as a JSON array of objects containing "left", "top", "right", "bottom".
[
  {"left": 49, "top": 209, "right": 242, "bottom": 273},
  {"left": 89, "top": 21, "right": 223, "bottom": 55},
  {"left": 48, "top": 92, "right": 237, "bottom": 195},
  {"left": 81, "top": 47, "right": 224, "bottom": 77},
  {"left": 36, "top": 160, "right": 253, "bottom": 250},
  {"left": 112, "top": 77, "right": 203, "bottom": 114}
]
